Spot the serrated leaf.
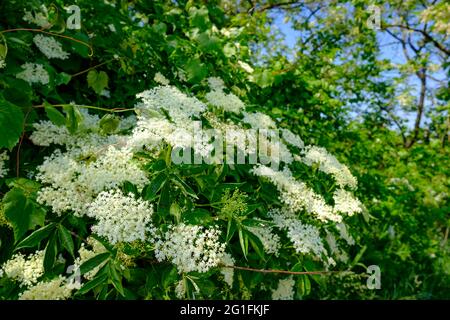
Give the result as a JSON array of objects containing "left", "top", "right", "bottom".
[
  {"left": 0, "top": 97, "right": 24, "bottom": 149},
  {"left": 15, "top": 223, "right": 56, "bottom": 251},
  {"left": 87, "top": 70, "right": 109, "bottom": 95},
  {"left": 80, "top": 252, "right": 110, "bottom": 275},
  {"left": 44, "top": 101, "right": 66, "bottom": 126},
  {"left": 58, "top": 224, "right": 75, "bottom": 258}
]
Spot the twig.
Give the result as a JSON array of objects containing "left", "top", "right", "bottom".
[{"left": 221, "top": 264, "right": 347, "bottom": 275}]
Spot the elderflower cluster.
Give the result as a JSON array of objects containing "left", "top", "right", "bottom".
[
  {"left": 301, "top": 145, "right": 357, "bottom": 189},
  {"left": 16, "top": 63, "right": 49, "bottom": 85},
  {"left": 205, "top": 77, "right": 245, "bottom": 113},
  {"left": 136, "top": 85, "right": 205, "bottom": 123},
  {"left": 281, "top": 128, "right": 304, "bottom": 149},
  {"left": 33, "top": 34, "right": 69, "bottom": 60},
  {"left": 272, "top": 276, "right": 295, "bottom": 300},
  {"left": 0, "top": 151, "right": 9, "bottom": 178},
  {"left": 154, "top": 72, "right": 170, "bottom": 85},
  {"left": 242, "top": 112, "right": 276, "bottom": 129},
  {"left": 252, "top": 165, "right": 341, "bottom": 222},
  {"left": 23, "top": 5, "right": 51, "bottom": 28},
  {"left": 270, "top": 209, "right": 326, "bottom": 258},
  {"left": 220, "top": 253, "right": 235, "bottom": 287},
  {"left": 19, "top": 276, "right": 73, "bottom": 300},
  {"left": 153, "top": 223, "right": 226, "bottom": 273},
  {"left": 87, "top": 190, "right": 154, "bottom": 244},
  {"left": 333, "top": 189, "right": 362, "bottom": 216},
  {"left": 1, "top": 250, "right": 45, "bottom": 287},
  {"left": 246, "top": 225, "right": 281, "bottom": 256}
]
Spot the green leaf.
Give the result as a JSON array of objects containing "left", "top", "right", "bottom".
[
  {"left": 77, "top": 273, "right": 108, "bottom": 295},
  {"left": 238, "top": 228, "right": 248, "bottom": 260},
  {"left": 63, "top": 104, "right": 83, "bottom": 134},
  {"left": 184, "top": 59, "right": 207, "bottom": 83},
  {"left": 15, "top": 223, "right": 56, "bottom": 251},
  {"left": 44, "top": 233, "right": 57, "bottom": 272},
  {"left": 171, "top": 175, "right": 198, "bottom": 199},
  {"left": 0, "top": 97, "right": 24, "bottom": 149},
  {"left": 87, "top": 70, "right": 109, "bottom": 95},
  {"left": 55, "top": 72, "right": 72, "bottom": 86},
  {"left": 109, "top": 263, "right": 125, "bottom": 297},
  {"left": 99, "top": 114, "right": 120, "bottom": 134},
  {"left": 80, "top": 252, "right": 110, "bottom": 275},
  {"left": 157, "top": 182, "right": 170, "bottom": 217},
  {"left": 183, "top": 208, "right": 212, "bottom": 225},
  {"left": 142, "top": 173, "right": 167, "bottom": 201},
  {"left": 246, "top": 231, "right": 265, "bottom": 260},
  {"left": 58, "top": 224, "right": 75, "bottom": 258},
  {"left": 3, "top": 188, "right": 45, "bottom": 241},
  {"left": 44, "top": 101, "right": 66, "bottom": 126}
]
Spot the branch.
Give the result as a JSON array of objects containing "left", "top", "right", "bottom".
[
  {"left": 221, "top": 264, "right": 347, "bottom": 276},
  {"left": 258, "top": 1, "right": 303, "bottom": 12},
  {"left": 384, "top": 24, "right": 450, "bottom": 56}
]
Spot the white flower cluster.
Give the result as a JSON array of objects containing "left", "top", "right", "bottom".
[
  {"left": 87, "top": 190, "right": 154, "bottom": 244},
  {"left": 33, "top": 34, "right": 69, "bottom": 60},
  {"left": 154, "top": 72, "right": 170, "bottom": 85},
  {"left": 23, "top": 5, "right": 51, "bottom": 28},
  {"left": 153, "top": 223, "right": 226, "bottom": 273},
  {"left": 252, "top": 165, "right": 342, "bottom": 222},
  {"left": 205, "top": 77, "right": 245, "bottom": 113},
  {"left": 270, "top": 210, "right": 326, "bottom": 258},
  {"left": 281, "top": 128, "right": 304, "bottom": 149},
  {"left": 0, "top": 151, "right": 9, "bottom": 178},
  {"left": 333, "top": 189, "right": 362, "bottom": 216},
  {"left": 272, "top": 276, "right": 295, "bottom": 300},
  {"left": 242, "top": 112, "right": 276, "bottom": 129},
  {"left": 220, "top": 253, "right": 235, "bottom": 287},
  {"left": 1, "top": 250, "right": 45, "bottom": 287},
  {"left": 301, "top": 145, "right": 357, "bottom": 189},
  {"left": 16, "top": 63, "right": 49, "bottom": 85},
  {"left": 246, "top": 225, "right": 281, "bottom": 256},
  {"left": 36, "top": 145, "right": 148, "bottom": 216},
  {"left": 19, "top": 276, "right": 74, "bottom": 300},
  {"left": 136, "top": 85, "right": 205, "bottom": 123}
]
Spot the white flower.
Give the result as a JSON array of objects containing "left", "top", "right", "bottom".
[
  {"left": 272, "top": 276, "right": 295, "bottom": 300},
  {"left": 19, "top": 276, "right": 73, "bottom": 300},
  {"left": 154, "top": 72, "right": 170, "bottom": 85},
  {"left": 252, "top": 165, "right": 341, "bottom": 222},
  {"left": 220, "top": 253, "right": 235, "bottom": 287},
  {"left": 153, "top": 223, "right": 226, "bottom": 273},
  {"left": 242, "top": 112, "right": 276, "bottom": 129},
  {"left": 237, "top": 61, "right": 254, "bottom": 73},
  {"left": 205, "top": 89, "right": 245, "bottom": 114},
  {"left": 23, "top": 5, "right": 51, "bottom": 28},
  {"left": 16, "top": 63, "right": 49, "bottom": 85},
  {"left": 1, "top": 251, "right": 45, "bottom": 287},
  {"left": 207, "top": 77, "right": 225, "bottom": 91},
  {"left": 333, "top": 189, "right": 362, "bottom": 216},
  {"left": 87, "top": 189, "right": 154, "bottom": 244},
  {"left": 281, "top": 128, "right": 304, "bottom": 149},
  {"left": 0, "top": 59, "right": 6, "bottom": 69},
  {"left": 270, "top": 209, "right": 326, "bottom": 257},
  {"left": 33, "top": 34, "right": 69, "bottom": 60},
  {"left": 301, "top": 145, "right": 357, "bottom": 189},
  {"left": 246, "top": 224, "right": 281, "bottom": 256},
  {"left": 0, "top": 151, "right": 9, "bottom": 178}
]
